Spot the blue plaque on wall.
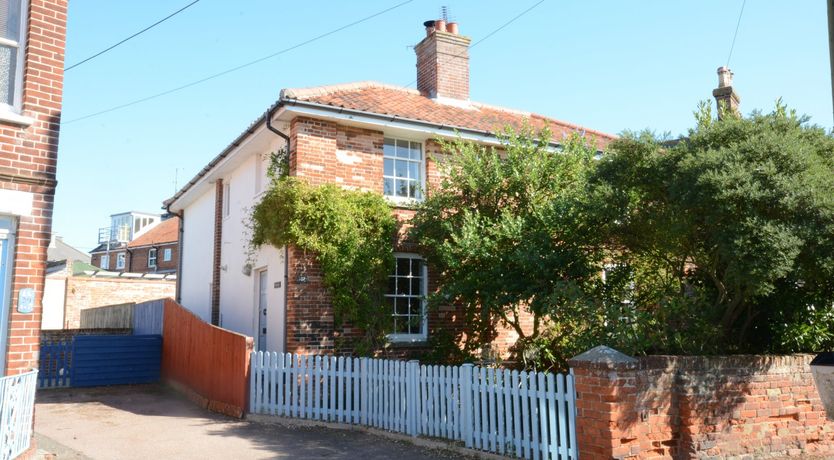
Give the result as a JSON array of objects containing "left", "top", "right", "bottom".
[{"left": 17, "top": 287, "right": 34, "bottom": 313}]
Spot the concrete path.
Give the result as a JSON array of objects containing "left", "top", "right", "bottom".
[{"left": 35, "top": 385, "right": 464, "bottom": 460}]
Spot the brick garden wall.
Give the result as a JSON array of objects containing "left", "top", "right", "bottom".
[
  {"left": 1, "top": 0, "right": 67, "bottom": 375},
  {"left": 569, "top": 349, "right": 834, "bottom": 459},
  {"left": 62, "top": 277, "right": 175, "bottom": 328}
]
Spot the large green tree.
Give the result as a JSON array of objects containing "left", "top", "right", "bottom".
[
  {"left": 410, "top": 126, "right": 605, "bottom": 363},
  {"left": 593, "top": 102, "right": 834, "bottom": 353}
]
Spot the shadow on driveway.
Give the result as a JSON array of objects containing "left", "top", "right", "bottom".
[{"left": 36, "top": 384, "right": 464, "bottom": 460}]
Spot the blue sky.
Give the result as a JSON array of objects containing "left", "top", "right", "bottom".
[{"left": 56, "top": 1, "right": 831, "bottom": 251}]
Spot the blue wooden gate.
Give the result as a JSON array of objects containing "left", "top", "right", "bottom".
[{"left": 38, "top": 334, "right": 162, "bottom": 389}]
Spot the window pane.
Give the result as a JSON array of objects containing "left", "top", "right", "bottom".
[
  {"left": 0, "top": 0, "right": 21, "bottom": 41},
  {"left": 396, "top": 258, "right": 410, "bottom": 276},
  {"left": 395, "top": 160, "right": 407, "bottom": 178},
  {"left": 410, "top": 277, "right": 422, "bottom": 295},
  {"left": 408, "top": 161, "right": 419, "bottom": 181},
  {"left": 396, "top": 299, "right": 410, "bottom": 315},
  {"left": 411, "top": 258, "right": 422, "bottom": 276},
  {"left": 0, "top": 44, "right": 16, "bottom": 106},
  {"left": 410, "top": 142, "right": 422, "bottom": 161},
  {"left": 383, "top": 138, "right": 395, "bottom": 157},
  {"left": 383, "top": 178, "right": 394, "bottom": 196},
  {"left": 387, "top": 276, "right": 396, "bottom": 295},
  {"left": 396, "top": 179, "right": 408, "bottom": 197},
  {"left": 394, "top": 318, "right": 409, "bottom": 333},
  {"left": 383, "top": 158, "right": 394, "bottom": 176},
  {"left": 407, "top": 315, "right": 422, "bottom": 334},
  {"left": 396, "top": 140, "right": 409, "bottom": 158}
]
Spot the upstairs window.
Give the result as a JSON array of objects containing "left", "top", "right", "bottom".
[
  {"left": 100, "top": 254, "right": 109, "bottom": 270},
  {"left": 386, "top": 254, "right": 427, "bottom": 341},
  {"left": 115, "top": 252, "right": 125, "bottom": 270},
  {"left": 383, "top": 138, "right": 423, "bottom": 201},
  {"left": 0, "top": 0, "right": 24, "bottom": 112},
  {"left": 148, "top": 248, "right": 157, "bottom": 268},
  {"left": 163, "top": 247, "right": 172, "bottom": 262}
]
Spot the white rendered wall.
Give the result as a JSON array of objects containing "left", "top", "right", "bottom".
[
  {"left": 219, "top": 142, "right": 286, "bottom": 353},
  {"left": 41, "top": 276, "right": 65, "bottom": 329},
  {"left": 179, "top": 188, "right": 215, "bottom": 322}
]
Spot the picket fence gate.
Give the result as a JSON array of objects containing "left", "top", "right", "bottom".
[
  {"left": 0, "top": 370, "right": 38, "bottom": 460},
  {"left": 250, "top": 352, "right": 577, "bottom": 460}
]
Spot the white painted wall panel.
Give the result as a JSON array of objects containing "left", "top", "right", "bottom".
[{"left": 179, "top": 188, "right": 215, "bottom": 322}]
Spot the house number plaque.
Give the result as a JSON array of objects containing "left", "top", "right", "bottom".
[{"left": 17, "top": 287, "right": 34, "bottom": 313}]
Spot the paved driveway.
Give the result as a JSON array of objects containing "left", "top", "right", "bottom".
[{"left": 35, "top": 385, "right": 464, "bottom": 460}]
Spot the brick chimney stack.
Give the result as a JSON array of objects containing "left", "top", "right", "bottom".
[
  {"left": 415, "top": 19, "right": 471, "bottom": 100},
  {"left": 713, "top": 66, "right": 741, "bottom": 119}
]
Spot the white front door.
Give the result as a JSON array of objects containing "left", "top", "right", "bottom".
[
  {"left": 257, "top": 270, "right": 268, "bottom": 351},
  {"left": 0, "top": 216, "right": 16, "bottom": 376}
]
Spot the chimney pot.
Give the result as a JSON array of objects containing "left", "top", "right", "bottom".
[
  {"left": 717, "top": 66, "right": 733, "bottom": 88},
  {"left": 435, "top": 19, "right": 447, "bottom": 33},
  {"left": 447, "top": 22, "right": 459, "bottom": 34},
  {"left": 423, "top": 19, "right": 435, "bottom": 36}
]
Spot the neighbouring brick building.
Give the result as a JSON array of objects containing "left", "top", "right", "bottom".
[
  {"left": 90, "top": 216, "right": 179, "bottom": 274},
  {"left": 0, "top": 0, "right": 68, "bottom": 377},
  {"left": 164, "top": 18, "right": 614, "bottom": 357}
]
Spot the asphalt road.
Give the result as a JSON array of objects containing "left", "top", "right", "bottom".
[{"left": 34, "top": 384, "right": 468, "bottom": 460}]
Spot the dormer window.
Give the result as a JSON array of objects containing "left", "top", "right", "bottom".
[{"left": 383, "top": 138, "right": 423, "bottom": 201}]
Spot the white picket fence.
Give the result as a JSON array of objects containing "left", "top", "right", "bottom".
[
  {"left": 250, "top": 353, "right": 577, "bottom": 460},
  {"left": 0, "top": 370, "right": 38, "bottom": 460}
]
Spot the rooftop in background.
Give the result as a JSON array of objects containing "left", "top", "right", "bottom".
[
  {"left": 127, "top": 217, "right": 179, "bottom": 248},
  {"left": 48, "top": 235, "right": 91, "bottom": 264}
]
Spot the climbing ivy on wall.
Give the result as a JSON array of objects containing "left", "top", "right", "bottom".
[{"left": 250, "top": 175, "right": 398, "bottom": 353}]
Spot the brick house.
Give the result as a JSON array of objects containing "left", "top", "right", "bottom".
[
  {"left": 0, "top": 0, "right": 67, "bottom": 376},
  {"left": 164, "top": 19, "right": 614, "bottom": 356},
  {"left": 89, "top": 216, "right": 179, "bottom": 274}
]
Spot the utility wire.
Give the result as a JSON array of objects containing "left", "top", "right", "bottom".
[
  {"left": 403, "top": 0, "right": 546, "bottom": 89},
  {"left": 65, "top": 0, "right": 201, "bottom": 71},
  {"left": 726, "top": 0, "right": 747, "bottom": 68},
  {"left": 63, "top": 0, "right": 414, "bottom": 124}
]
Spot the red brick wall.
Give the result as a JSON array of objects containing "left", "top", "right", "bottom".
[
  {"left": 1, "top": 0, "right": 67, "bottom": 375},
  {"left": 282, "top": 116, "right": 533, "bottom": 359},
  {"left": 62, "top": 276, "right": 175, "bottom": 329},
  {"left": 127, "top": 243, "right": 178, "bottom": 273},
  {"left": 569, "top": 352, "right": 834, "bottom": 459}
]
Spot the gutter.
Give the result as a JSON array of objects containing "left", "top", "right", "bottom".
[{"left": 264, "top": 105, "right": 291, "bottom": 354}]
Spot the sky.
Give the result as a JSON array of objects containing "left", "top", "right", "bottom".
[{"left": 55, "top": 0, "right": 832, "bottom": 252}]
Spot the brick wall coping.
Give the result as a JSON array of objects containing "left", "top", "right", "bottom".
[{"left": 569, "top": 346, "right": 817, "bottom": 372}]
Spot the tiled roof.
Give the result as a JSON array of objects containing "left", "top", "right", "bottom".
[
  {"left": 127, "top": 217, "right": 179, "bottom": 248},
  {"left": 282, "top": 81, "right": 616, "bottom": 147}
]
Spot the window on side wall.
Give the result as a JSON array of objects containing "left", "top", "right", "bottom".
[
  {"left": 0, "top": 0, "right": 26, "bottom": 114},
  {"left": 223, "top": 182, "right": 231, "bottom": 217},
  {"left": 386, "top": 254, "right": 427, "bottom": 342},
  {"left": 148, "top": 248, "right": 157, "bottom": 268},
  {"left": 100, "top": 254, "right": 109, "bottom": 270},
  {"left": 115, "top": 252, "right": 125, "bottom": 270},
  {"left": 383, "top": 138, "right": 423, "bottom": 201},
  {"left": 163, "top": 247, "right": 172, "bottom": 262}
]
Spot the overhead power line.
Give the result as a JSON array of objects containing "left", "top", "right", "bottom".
[
  {"left": 63, "top": 0, "right": 414, "bottom": 124},
  {"left": 402, "top": 0, "right": 546, "bottom": 89},
  {"left": 726, "top": 0, "right": 747, "bottom": 67},
  {"left": 65, "top": 0, "right": 202, "bottom": 71}
]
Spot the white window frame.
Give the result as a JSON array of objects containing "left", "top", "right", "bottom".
[
  {"left": 163, "top": 247, "right": 172, "bottom": 262},
  {"left": 222, "top": 182, "right": 231, "bottom": 218},
  {"left": 100, "top": 254, "right": 109, "bottom": 270},
  {"left": 148, "top": 248, "right": 157, "bottom": 268},
  {"left": 386, "top": 252, "right": 428, "bottom": 342},
  {"left": 382, "top": 137, "right": 426, "bottom": 205},
  {"left": 0, "top": 0, "right": 28, "bottom": 117},
  {"left": 115, "top": 252, "right": 125, "bottom": 270}
]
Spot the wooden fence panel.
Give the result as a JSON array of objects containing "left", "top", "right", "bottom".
[
  {"left": 133, "top": 299, "right": 164, "bottom": 335},
  {"left": 71, "top": 335, "right": 161, "bottom": 387},
  {"left": 79, "top": 302, "right": 133, "bottom": 329},
  {"left": 161, "top": 299, "right": 253, "bottom": 418},
  {"left": 250, "top": 352, "right": 578, "bottom": 460}
]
